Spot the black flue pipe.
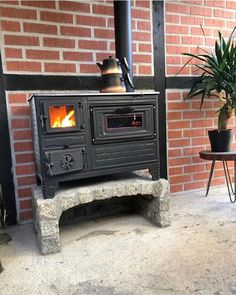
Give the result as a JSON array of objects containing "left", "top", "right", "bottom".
[{"left": 113, "top": 0, "right": 134, "bottom": 92}]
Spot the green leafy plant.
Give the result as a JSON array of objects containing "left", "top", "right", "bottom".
[{"left": 181, "top": 26, "right": 236, "bottom": 131}]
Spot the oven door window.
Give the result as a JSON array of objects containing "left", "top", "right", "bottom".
[
  {"left": 49, "top": 105, "right": 76, "bottom": 129},
  {"left": 106, "top": 114, "right": 143, "bottom": 130}
]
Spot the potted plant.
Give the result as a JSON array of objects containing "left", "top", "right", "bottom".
[{"left": 181, "top": 26, "right": 236, "bottom": 152}]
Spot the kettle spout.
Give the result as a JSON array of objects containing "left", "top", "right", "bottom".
[{"left": 96, "top": 62, "right": 103, "bottom": 70}]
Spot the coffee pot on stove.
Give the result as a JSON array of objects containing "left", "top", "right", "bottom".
[{"left": 97, "top": 56, "right": 135, "bottom": 93}]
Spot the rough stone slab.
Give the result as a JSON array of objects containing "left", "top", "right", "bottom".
[{"left": 32, "top": 172, "right": 171, "bottom": 254}]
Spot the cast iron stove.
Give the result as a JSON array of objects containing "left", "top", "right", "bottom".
[{"left": 29, "top": 92, "right": 160, "bottom": 198}]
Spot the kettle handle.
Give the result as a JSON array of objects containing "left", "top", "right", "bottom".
[
  {"left": 122, "top": 57, "right": 130, "bottom": 71},
  {"left": 125, "top": 73, "right": 135, "bottom": 89}
]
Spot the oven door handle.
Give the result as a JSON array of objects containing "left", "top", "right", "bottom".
[{"left": 114, "top": 107, "right": 134, "bottom": 114}]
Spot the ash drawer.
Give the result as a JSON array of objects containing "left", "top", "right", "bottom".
[
  {"left": 92, "top": 141, "right": 157, "bottom": 169},
  {"left": 44, "top": 135, "right": 85, "bottom": 149},
  {"left": 44, "top": 147, "right": 86, "bottom": 176}
]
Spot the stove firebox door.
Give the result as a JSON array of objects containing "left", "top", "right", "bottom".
[
  {"left": 91, "top": 104, "right": 155, "bottom": 143},
  {"left": 42, "top": 99, "right": 82, "bottom": 133}
]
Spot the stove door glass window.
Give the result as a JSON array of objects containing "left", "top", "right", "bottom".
[
  {"left": 106, "top": 114, "right": 143, "bottom": 130},
  {"left": 49, "top": 105, "right": 76, "bottom": 129}
]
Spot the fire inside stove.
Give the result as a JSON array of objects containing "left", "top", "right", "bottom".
[{"left": 49, "top": 105, "right": 76, "bottom": 128}]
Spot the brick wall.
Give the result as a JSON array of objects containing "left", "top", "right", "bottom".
[
  {"left": 0, "top": 0, "right": 153, "bottom": 223},
  {"left": 165, "top": 0, "right": 236, "bottom": 193}
]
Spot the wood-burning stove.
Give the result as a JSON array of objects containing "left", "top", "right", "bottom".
[{"left": 29, "top": 92, "right": 160, "bottom": 198}]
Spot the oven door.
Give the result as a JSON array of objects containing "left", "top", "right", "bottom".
[
  {"left": 41, "top": 99, "right": 83, "bottom": 133},
  {"left": 91, "top": 104, "right": 155, "bottom": 143}
]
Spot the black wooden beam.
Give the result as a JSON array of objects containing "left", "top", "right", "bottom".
[
  {"left": 152, "top": 0, "right": 167, "bottom": 179},
  {"left": 166, "top": 76, "right": 201, "bottom": 89},
  {"left": 4, "top": 74, "right": 153, "bottom": 91},
  {"left": 0, "top": 55, "right": 16, "bottom": 225}
]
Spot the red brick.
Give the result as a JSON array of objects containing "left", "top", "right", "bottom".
[
  {"left": 169, "top": 121, "right": 190, "bottom": 129},
  {"left": 18, "top": 188, "right": 32, "bottom": 198},
  {"left": 44, "top": 63, "right": 76, "bottom": 73},
  {"left": 168, "top": 130, "right": 182, "bottom": 139},
  {"left": 193, "top": 171, "right": 211, "bottom": 180},
  {"left": 139, "top": 66, "right": 152, "bottom": 75},
  {"left": 43, "top": 37, "right": 75, "bottom": 49},
  {"left": 184, "top": 164, "right": 206, "bottom": 173},
  {"left": 11, "top": 106, "right": 31, "bottom": 116},
  {"left": 79, "top": 40, "right": 107, "bottom": 51},
  {"left": 181, "top": 16, "right": 204, "bottom": 26},
  {"left": 166, "top": 25, "right": 189, "bottom": 35},
  {"left": 170, "top": 184, "right": 183, "bottom": 193},
  {"left": 26, "top": 49, "right": 60, "bottom": 60},
  {"left": 15, "top": 153, "right": 34, "bottom": 163},
  {"left": 169, "top": 149, "right": 182, "bottom": 158},
  {"left": 184, "top": 181, "right": 206, "bottom": 191},
  {"left": 16, "top": 164, "right": 35, "bottom": 175},
  {"left": 167, "top": 112, "right": 182, "bottom": 120},
  {"left": 8, "top": 93, "right": 28, "bottom": 104},
  {"left": 4, "top": 35, "right": 39, "bottom": 46},
  {"left": 138, "top": 43, "right": 152, "bottom": 53},
  {"left": 0, "top": 7, "right": 37, "bottom": 19},
  {"left": 14, "top": 141, "right": 33, "bottom": 152},
  {"left": 192, "top": 119, "right": 214, "bottom": 128},
  {"left": 22, "top": 0, "right": 56, "bottom": 9},
  {"left": 23, "top": 23, "right": 57, "bottom": 35},
  {"left": 137, "top": 21, "right": 151, "bottom": 31},
  {"left": 133, "top": 32, "right": 151, "bottom": 42},
  {"left": 92, "top": 4, "right": 113, "bottom": 15},
  {"left": 168, "top": 102, "right": 190, "bottom": 111},
  {"left": 135, "top": 1, "right": 151, "bottom": 8},
  {"left": 183, "top": 129, "right": 206, "bottom": 137},
  {"left": 191, "top": 27, "right": 212, "bottom": 36},
  {"left": 192, "top": 137, "right": 210, "bottom": 146},
  {"left": 63, "top": 51, "right": 93, "bottom": 61},
  {"left": 5, "top": 48, "right": 22, "bottom": 59},
  {"left": 204, "top": 19, "right": 225, "bottom": 28},
  {"left": 169, "top": 138, "right": 190, "bottom": 148},
  {"left": 80, "top": 64, "right": 99, "bottom": 74},
  {"left": 11, "top": 119, "right": 30, "bottom": 129},
  {"left": 169, "top": 157, "right": 192, "bottom": 166},
  {"left": 167, "top": 92, "right": 182, "bottom": 100},
  {"left": 19, "top": 199, "right": 33, "bottom": 210},
  {"left": 41, "top": 11, "right": 73, "bottom": 24},
  {"left": 166, "top": 45, "right": 190, "bottom": 55},
  {"left": 59, "top": 1, "right": 90, "bottom": 13},
  {"left": 17, "top": 175, "right": 36, "bottom": 186},
  {"left": 20, "top": 210, "right": 33, "bottom": 221},
  {"left": 132, "top": 9, "right": 150, "bottom": 19},
  {"left": 190, "top": 6, "right": 212, "bottom": 16},
  {"left": 214, "top": 9, "right": 233, "bottom": 18},
  {"left": 183, "top": 111, "right": 202, "bottom": 119},
  {"left": 183, "top": 147, "right": 203, "bottom": 156},
  {"left": 166, "top": 56, "right": 181, "bottom": 65},
  {"left": 170, "top": 174, "right": 192, "bottom": 185},
  {"left": 133, "top": 54, "right": 151, "bottom": 63},
  {"left": 0, "top": 1, "right": 18, "bottom": 4},
  {"left": 226, "top": 1, "right": 236, "bottom": 9},
  {"left": 169, "top": 167, "right": 183, "bottom": 175},
  {"left": 166, "top": 14, "right": 180, "bottom": 24},
  {"left": 94, "top": 29, "right": 114, "bottom": 39},
  {"left": 60, "top": 26, "right": 91, "bottom": 37},
  {"left": 13, "top": 130, "right": 32, "bottom": 141},
  {"left": 7, "top": 61, "right": 41, "bottom": 72},
  {"left": 1, "top": 20, "right": 21, "bottom": 32},
  {"left": 76, "top": 15, "right": 106, "bottom": 27},
  {"left": 166, "top": 3, "right": 190, "bottom": 14}
]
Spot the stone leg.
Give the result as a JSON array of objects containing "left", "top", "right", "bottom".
[
  {"left": 33, "top": 190, "right": 62, "bottom": 254},
  {"left": 137, "top": 179, "right": 171, "bottom": 227}
]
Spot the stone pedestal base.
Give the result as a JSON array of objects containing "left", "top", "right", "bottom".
[{"left": 32, "top": 172, "right": 170, "bottom": 254}]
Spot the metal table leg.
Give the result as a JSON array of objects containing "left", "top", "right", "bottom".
[
  {"left": 206, "top": 160, "right": 215, "bottom": 196},
  {"left": 222, "top": 160, "right": 236, "bottom": 203}
]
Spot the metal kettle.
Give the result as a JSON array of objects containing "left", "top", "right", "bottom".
[{"left": 97, "top": 56, "right": 135, "bottom": 93}]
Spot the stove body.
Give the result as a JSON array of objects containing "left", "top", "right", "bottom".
[{"left": 29, "top": 92, "right": 160, "bottom": 198}]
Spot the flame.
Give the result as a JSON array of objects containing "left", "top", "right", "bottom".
[{"left": 49, "top": 106, "right": 76, "bottom": 128}]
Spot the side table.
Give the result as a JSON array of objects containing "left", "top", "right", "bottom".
[{"left": 199, "top": 150, "right": 236, "bottom": 203}]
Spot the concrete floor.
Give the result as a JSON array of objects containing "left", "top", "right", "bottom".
[{"left": 1, "top": 186, "right": 236, "bottom": 295}]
